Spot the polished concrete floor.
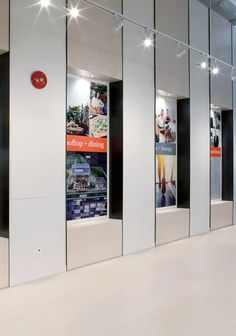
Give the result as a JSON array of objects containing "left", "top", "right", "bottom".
[{"left": 1, "top": 226, "right": 236, "bottom": 336}]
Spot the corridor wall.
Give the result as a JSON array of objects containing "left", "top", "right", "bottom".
[
  {"left": 66, "top": 0, "right": 123, "bottom": 269},
  {"left": 155, "top": 0, "right": 189, "bottom": 98},
  {"left": 68, "top": 0, "right": 122, "bottom": 81},
  {"left": 210, "top": 10, "right": 232, "bottom": 110},
  {"left": 9, "top": 0, "right": 66, "bottom": 285},
  {"left": 189, "top": 0, "right": 210, "bottom": 235},
  {"left": 123, "top": 0, "right": 155, "bottom": 254},
  {"left": 1, "top": 0, "right": 236, "bottom": 287}
]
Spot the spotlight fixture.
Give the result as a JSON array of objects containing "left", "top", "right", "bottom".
[
  {"left": 143, "top": 29, "right": 153, "bottom": 48},
  {"left": 113, "top": 14, "right": 123, "bottom": 33},
  {"left": 211, "top": 61, "right": 219, "bottom": 75},
  {"left": 231, "top": 67, "right": 236, "bottom": 80},
  {"left": 40, "top": 0, "right": 50, "bottom": 7},
  {"left": 68, "top": 6, "right": 80, "bottom": 18},
  {"left": 176, "top": 43, "right": 187, "bottom": 58},
  {"left": 200, "top": 55, "right": 208, "bottom": 69}
]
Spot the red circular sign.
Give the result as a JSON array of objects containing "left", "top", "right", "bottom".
[{"left": 31, "top": 71, "right": 47, "bottom": 89}]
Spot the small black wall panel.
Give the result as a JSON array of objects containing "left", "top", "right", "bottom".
[
  {"left": 222, "top": 110, "right": 233, "bottom": 201},
  {"left": 109, "top": 81, "right": 123, "bottom": 219},
  {"left": 177, "top": 98, "right": 190, "bottom": 209},
  {"left": 0, "top": 52, "right": 9, "bottom": 238}
]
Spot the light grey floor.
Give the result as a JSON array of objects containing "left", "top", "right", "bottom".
[{"left": 1, "top": 225, "right": 236, "bottom": 336}]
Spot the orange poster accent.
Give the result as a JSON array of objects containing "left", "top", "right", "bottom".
[
  {"left": 211, "top": 147, "right": 221, "bottom": 157},
  {"left": 67, "top": 135, "right": 107, "bottom": 153}
]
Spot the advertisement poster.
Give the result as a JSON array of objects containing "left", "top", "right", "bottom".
[
  {"left": 66, "top": 75, "right": 108, "bottom": 220},
  {"left": 210, "top": 109, "right": 222, "bottom": 200},
  {"left": 66, "top": 152, "right": 107, "bottom": 220},
  {"left": 210, "top": 110, "right": 221, "bottom": 157},
  {"left": 156, "top": 96, "right": 177, "bottom": 208}
]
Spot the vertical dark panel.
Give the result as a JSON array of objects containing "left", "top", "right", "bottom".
[
  {"left": 109, "top": 81, "right": 123, "bottom": 219},
  {"left": 222, "top": 110, "right": 233, "bottom": 201},
  {"left": 0, "top": 52, "right": 9, "bottom": 238},
  {"left": 177, "top": 98, "right": 190, "bottom": 208}
]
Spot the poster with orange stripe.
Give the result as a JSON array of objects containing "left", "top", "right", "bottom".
[
  {"left": 211, "top": 147, "right": 221, "bottom": 157},
  {"left": 210, "top": 109, "right": 222, "bottom": 200},
  {"left": 66, "top": 77, "right": 108, "bottom": 221},
  {"left": 67, "top": 135, "right": 107, "bottom": 153}
]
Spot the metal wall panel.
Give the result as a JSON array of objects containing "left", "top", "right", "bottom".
[
  {"left": 123, "top": 0, "right": 155, "bottom": 254},
  {"left": 189, "top": 0, "right": 210, "bottom": 235}
]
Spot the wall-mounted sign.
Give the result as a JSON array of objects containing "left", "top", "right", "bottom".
[
  {"left": 31, "top": 71, "right": 47, "bottom": 89},
  {"left": 156, "top": 96, "right": 177, "bottom": 208},
  {"left": 66, "top": 76, "right": 108, "bottom": 221}
]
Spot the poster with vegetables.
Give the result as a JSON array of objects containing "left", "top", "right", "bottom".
[{"left": 66, "top": 75, "right": 108, "bottom": 220}]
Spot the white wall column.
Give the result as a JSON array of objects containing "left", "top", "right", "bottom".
[
  {"left": 189, "top": 0, "right": 210, "bottom": 235},
  {"left": 9, "top": 0, "right": 66, "bottom": 285},
  {"left": 123, "top": 0, "right": 155, "bottom": 254},
  {"left": 0, "top": 0, "right": 9, "bottom": 54}
]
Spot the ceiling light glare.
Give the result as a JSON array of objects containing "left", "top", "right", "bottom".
[
  {"left": 144, "top": 29, "right": 153, "bottom": 48},
  {"left": 231, "top": 67, "right": 236, "bottom": 81},
  {"left": 212, "top": 67, "right": 219, "bottom": 75},
  {"left": 176, "top": 43, "right": 187, "bottom": 58},
  {"left": 211, "top": 61, "right": 219, "bottom": 75},
  {"left": 40, "top": 0, "right": 50, "bottom": 8},
  {"left": 113, "top": 14, "right": 123, "bottom": 33},
  {"left": 200, "top": 55, "right": 208, "bottom": 69},
  {"left": 68, "top": 6, "right": 80, "bottom": 18},
  {"left": 200, "top": 61, "right": 207, "bottom": 69}
]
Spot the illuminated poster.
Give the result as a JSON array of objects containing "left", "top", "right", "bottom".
[
  {"left": 66, "top": 75, "right": 108, "bottom": 220},
  {"left": 210, "top": 109, "right": 222, "bottom": 200},
  {"left": 156, "top": 96, "right": 177, "bottom": 208}
]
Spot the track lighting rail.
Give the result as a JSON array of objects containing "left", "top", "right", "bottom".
[{"left": 82, "top": 0, "right": 235, "bottom": 73}]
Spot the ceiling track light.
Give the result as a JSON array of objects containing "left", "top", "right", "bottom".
[
  {"left": 68, "top": 5, "right": 80, "bottom": 19},
  {"left": 113, "top": 13, "right": 123, "bottom": 33},
  {"left": 176, "top": 43, "right": 187, "bottom": 58},
  {"left": 40, "top": 0, "right": 50, "bottom": 8},
  {"left": 143, "top": 28, "right": 153, "bottom": 48},
  {"left": 35, "top": 0, "right": 236, "bottom": 80},
  {"left": 211, "top": 60, "right": 219, "bottom": 75},
  {"left": 231, "top": 67, "right": 236, "bottom": 81},
  {"left": 80, "top": 0, "right": 235, "bottom": 78},
  {"left": 200, "top": 54, "right": 208, "bottom": 69}
]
